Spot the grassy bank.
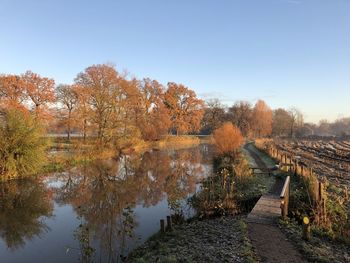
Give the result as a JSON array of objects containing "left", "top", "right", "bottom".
[{"left": 127, "top": 217, "right": 256, "bottom": 263}]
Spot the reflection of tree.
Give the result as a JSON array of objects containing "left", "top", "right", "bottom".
[
  {"left": 55, "top": 146, "right": 207, "bottom": 262},
  {"left": 0, "top": 179, "right": 53, "bottom": 249}
]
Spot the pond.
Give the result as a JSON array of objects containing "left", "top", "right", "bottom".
[{"left": 0, "top": 144, "right": 214, "bottom": 263}]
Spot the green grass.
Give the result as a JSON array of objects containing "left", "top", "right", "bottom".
[{"left": 238, "top": 219, "right": 258, "bottom": 263}]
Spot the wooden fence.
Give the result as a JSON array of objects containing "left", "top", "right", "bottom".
[{"left": 256, "top": 141, "right": 327, "bottom": 224}]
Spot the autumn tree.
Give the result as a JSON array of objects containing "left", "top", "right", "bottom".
[
  {"left": 22, "top": 71, "right": 56, "bottom": 119},
  {"left": 0, "top": 74, "right": 27, "bottom": 110},
  {"left": 252, "top": 100, "right": 272, "bottom": 137},
  {"left": 56, "top": 84, "right": 79, "bottom": 141},
  {"left": 75, "top": 64, "right": 144, "bottom": 148},
  {"left": 0, "top": 109, "right": 47, "bottom": 179},
  {"left": 73, "top": 84, "right": 91, "bottom": 143},
  {"left": 164, "top": 82, "right": 204, "bottom": 135},
  {"left": 228, "top": 101, "right": 253, "bottom": 137},
  {"left": 137, "top": 78, "right": 171, "bottom": 140},
  {"left": 75, "top": 64, "right": 122, "bottom": 145},
  {"left": 212, "top": 122, "right": 244, "bottom": 155},
  {"left": 113, "top": 77, "right": 144, "bottom": 148},
  {"left": 201, "top": 99, "right": 226, "bottom": 134}
]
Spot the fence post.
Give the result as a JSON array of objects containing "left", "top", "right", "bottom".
[
  {"left": 302, "top": 216, "right": 311, "bottom": 241},
  {"left": 166, "top": 216, "right": 173, "bottom": 231},
  {"left": 280, "top": 176, "right": 290, "bottom": 219},
  {"left": 160, "top": 219, "right": 165, "bottom": 233},
  {"left": 301, "top": 165, "right": 304, "bottom": 177}
]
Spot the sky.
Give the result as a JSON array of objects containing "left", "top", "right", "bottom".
[{"left": 0, "top": 0, "right": 349, "bottom": 123}]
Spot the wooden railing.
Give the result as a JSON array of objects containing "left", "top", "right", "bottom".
[{"left": 280, "top": 176, "right": 290, "bottom": 219}]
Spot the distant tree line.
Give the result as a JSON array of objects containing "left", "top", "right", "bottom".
[
  {"left": 1, "top": 63, "right": 349, "bottom": 151},
  {"left": 201, "top": 99, "right": 305, "bottom": 138},
  {"left": 301, "top": 118, "right": 350, "bottom": 137}
]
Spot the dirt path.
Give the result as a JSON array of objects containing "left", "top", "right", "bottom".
[
  {"left": 244, "top": 143, "right": 284, "bottom": 195},
  {"left": 244, "top": 143, "right": 308, "bottom": 263}
]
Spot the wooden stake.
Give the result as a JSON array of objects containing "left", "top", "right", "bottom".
[
  {"left": 302, "top": 216, "right": 311, "bottom": 241},
  {"left": 166, "top": 216, "right": 172, "bottom": 231},
  {"left": 160, "top": 219, "right": 165, "bottom": 233}
]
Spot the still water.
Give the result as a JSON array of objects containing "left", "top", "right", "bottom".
[{"left": 0, "top": 145, "right": 213, "bottom": 263}]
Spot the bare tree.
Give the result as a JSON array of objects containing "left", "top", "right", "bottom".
[
  {"left": 201, "top": 99, "right": 226, "bottom": 134},
  {"left": 272, "top": 108, "right": 292, "bottom": 137},
  {"left": 228, "top": 101, "right": 253, "bottom": 136},
  {"left": 56, "top": 84, "right": 79, "bottom": 141},
  {"left": 289, "top": 108, "right": 303, "bottom": 138}
]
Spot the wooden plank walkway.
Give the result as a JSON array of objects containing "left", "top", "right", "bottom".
[{"left": 247, "top": 194, "right": 281, "bottom": 225}]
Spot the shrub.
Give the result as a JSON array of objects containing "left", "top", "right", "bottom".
[
  {"left": 0, "top": 109, "right": 47, "bottom": 179},
  {"left": 212, "top": 122, "right": 244, "bottom": 155}
]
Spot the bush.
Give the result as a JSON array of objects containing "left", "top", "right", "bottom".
[
  {"left": 0, "top": 109, "right": 48, "bottom": 179},
  {"left": 212, "top": 122, "right": 244, "bottom": 155}
]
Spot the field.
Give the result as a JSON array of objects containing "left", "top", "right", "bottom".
[
  {"left": 273, "top": 138, "right": 350, "bottom": 188},
  {"left": 256, "top": 138, "right": 350, "bottom": 247}
]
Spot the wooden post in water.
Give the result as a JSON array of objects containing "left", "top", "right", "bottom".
[
  {"left": 166, "top": 216, "right": 172, "bottom": 231},
  {"left": 160, "top": 219, "right": 165, "bottom": 233},
  {"left": 302, "top": 216, "right": 311, "bottom": 241}
]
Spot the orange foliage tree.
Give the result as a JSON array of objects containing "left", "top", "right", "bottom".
[
  {"left": 75, "top": 64, "right": 122, "bottom": 143},
  {"left": 252, "top": 100, "right": 272, "bottom": 137},
  {"left": 164, "top": 82, "right": 204, "bottom": 135},
  {"left": 137, "top": 78, "right": 171, "bottom": 141},
  {"left": 73, "top": 84, "right": 91, "bottom": 142},
  {"left": 212, "top": 122, "right": 244, "bottom": 155},
  {"left": 0, "top": 74, "right": 27, "bottom": 110},
  {"left": 22, "top": 71, "right": 56, "bottom": 119}
]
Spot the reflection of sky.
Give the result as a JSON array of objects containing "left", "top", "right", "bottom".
[{"left": 0, "top": 203, "right": 80, "bottom": 263}]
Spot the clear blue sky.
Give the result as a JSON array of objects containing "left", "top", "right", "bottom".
[{"left": 1, "top": 0, "right": 349, "bottom": 123}]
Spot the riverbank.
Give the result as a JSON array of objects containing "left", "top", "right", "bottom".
[
  {"left": 42, "top": 135, "right": 208, "bottom": 175},
  {"left": 127, "top": 216, "right": 256, "bottom": 263}
]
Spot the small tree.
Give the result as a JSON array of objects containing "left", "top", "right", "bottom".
[
  {"left": 212, "top": 123, "right": 244, "bottom": 156},
  {"left": 0, "top": 109, "right": 47, "bottom": 179}
]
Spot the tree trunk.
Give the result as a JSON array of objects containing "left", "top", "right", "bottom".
[
  {"left": 83, "top": 119, "right": 87, "bottom": 144},
  {"left": 67, "top": 110, "right": 71, "bottom": 141}
]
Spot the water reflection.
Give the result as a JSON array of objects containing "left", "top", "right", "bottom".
[
  {"left": 0, "top": 145, "right": 212, "bottom": 263},
  {"left": 0, "top": 179, "right": 53, "bottom": 249}
]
